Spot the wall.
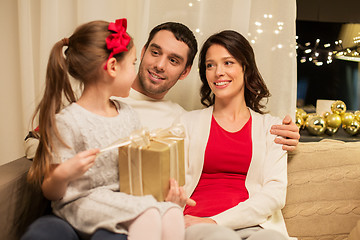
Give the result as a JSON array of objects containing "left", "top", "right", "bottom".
[
  {"left": 0, "top": 0, "right": 296, "bottom": 166},
  {"left": 0, "top": 0, "right": 26, "bottom": 166}
]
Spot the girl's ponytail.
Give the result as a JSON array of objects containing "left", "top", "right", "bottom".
[{"left": 28, "top": 39, "right": 76, "bottom": 187}]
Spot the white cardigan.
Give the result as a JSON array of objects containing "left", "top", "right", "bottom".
[{"left": 177, "top": 106, "right": 290, "bottom": 238}]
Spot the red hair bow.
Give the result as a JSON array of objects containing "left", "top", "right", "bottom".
[{"left": 104, "top": 18, "right": 131, "bottom": 70}]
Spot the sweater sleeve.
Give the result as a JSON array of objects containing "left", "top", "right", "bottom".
[
  {"left": 51, "top": 113, "right": 79, "bottom": 164},
  {"left": 211, "top": 115, "right": 288, "bottom": 229}
]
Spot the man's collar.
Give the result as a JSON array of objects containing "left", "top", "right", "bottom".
[{"left": 129, "top": 88, "right": 165, "bottom": 102}]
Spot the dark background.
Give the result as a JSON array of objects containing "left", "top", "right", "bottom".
[{"left": 296, "top": 0, "right": 360, "bottom": 110}]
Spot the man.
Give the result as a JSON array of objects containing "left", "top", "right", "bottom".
[{"left": 22, "top": 22, "right": 299, "bottom": 240}]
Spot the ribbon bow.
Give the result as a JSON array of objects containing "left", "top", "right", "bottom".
[
  {"left": 104, "top": 18, "right": 131, "bottom": 70},
  {"left": 100, "top": 124, "right": 186, "bottom": 153}
]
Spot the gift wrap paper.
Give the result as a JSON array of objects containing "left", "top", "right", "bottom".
[{"left": 119, "top": 138, "right": 185, "bottom": 202}]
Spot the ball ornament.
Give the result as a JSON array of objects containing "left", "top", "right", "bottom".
[
  {"left": 331, "top": 100, "right": 346, "bottom": 114},
  {"left": 344, "top": 120, "right": 360, "bottom": 136},
  {"left": 296, "top": 108, "right": 307, "bottom": 120},
  {"left": 326, "top": 113, "right": 342, "bottom": 129},
  {"left": 325, "top": 127, "right": 339, "bottom": 136},
  {"left": 341, "top": 112, "right": 355, "bottom": 127},
  {"left": 295, "top": 114, "right": 304, "bottom": 129},
  {"left": 354, "top": 110, "right": 360, "bottom": 122},
  {"left": 306, "top": 115, "right": 327, "bottom": 135}
]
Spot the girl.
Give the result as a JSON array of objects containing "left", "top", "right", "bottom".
[
  {"left": 178, "top": 30, "right": 291, "bottom": 240},
  {"left": 27, "top": 19, "right": 184, "bottom": 240}
]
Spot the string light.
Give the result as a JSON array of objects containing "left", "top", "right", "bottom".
[
  {"left": 354, "top": 36, "right": 360, "bottom": 44},
  {"left": 297, "top": 35, "right": 360, "bottom": 66}
]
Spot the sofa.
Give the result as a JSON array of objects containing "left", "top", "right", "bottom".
[
  {"left": 283, "top": 139, "right": 360, "bottom": 240},
  {"left": 1, "top": 139, "right": 360, "bottom": 240}
]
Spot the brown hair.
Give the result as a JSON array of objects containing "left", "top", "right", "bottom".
[
  {"left": 144, "top": 22, "right": 198, "bottom": 68},
  {"left": 27, "top": 20, "right": 133, "bottom": 186},
  {"left": 199, "top": 30, "right": 270, "bottom": 113}
]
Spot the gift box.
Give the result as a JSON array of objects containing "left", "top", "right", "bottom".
[{"left": 117, "top": 125, "right": 185, "bottom": 201}]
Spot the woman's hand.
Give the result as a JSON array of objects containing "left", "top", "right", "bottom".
[
  {"left": 165, "top": 178, "right": 196, "bottom": 207},
  {"left": 184, "top": 215, "right": 217, "bottom": 228},
  {"left": 42, "top": 148, "right": 99, "bottom": 200},
  {"left": 270, "top": 115, "right": 300, "bottom": 151}
]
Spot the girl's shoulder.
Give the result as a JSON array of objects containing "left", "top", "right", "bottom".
[
  {"left": 112, "top": 98, "right": 132, "bottom": 111},
  {"left": 55, "top": 103, "right": 79, "bottom": 121},
  {"left": 111, "top": 98, "right": 139, "bottom": 117},
  {"left": 111, "top": 98, "right": 141, "bottom": 128}
]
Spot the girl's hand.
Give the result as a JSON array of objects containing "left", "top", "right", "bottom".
[
  {"left": 184, "top": 215, "right": 217, "bottom": 228},
  {"left": 54, "top": 148, "right": 100, "bottom": 182},
  {"left": 42, "top": 148, "right": 99, "bottom": 200},
  {"left": 165, "top": 178, "right": 196, "bottom": 207}
]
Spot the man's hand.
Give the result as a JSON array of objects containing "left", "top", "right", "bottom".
[
  {"left": 165, "top": 178, "right": 196, "bottom": 207},
  {"left": 270, "top": 115, "right": 300, "bottom": 151},
  {"left": 184, "top": 215, "right": 216, "bottom": 228}
]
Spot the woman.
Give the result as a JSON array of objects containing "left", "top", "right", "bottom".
[{"left": 177, "top": 30, "right": 290, "bottom": 240}]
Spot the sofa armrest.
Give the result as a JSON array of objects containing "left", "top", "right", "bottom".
[
  {"left": 0, "top": 157, "right": 50, "bottom": 240},
  {"left": 283, "top": 140, "right": 360, "bottom": 239}
]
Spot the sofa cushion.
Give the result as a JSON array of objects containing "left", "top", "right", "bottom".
[
  {"left": 283, "top": 140, "right": 360, "bottom": 240},
  {"left": 0, "top": 157, "right": 50, "bottom": 240},
  {"left": 0, "top": 157, "right": 32, "bottom": 240}
]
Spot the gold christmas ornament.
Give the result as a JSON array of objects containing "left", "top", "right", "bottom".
[
  {"left": 331, "top": 100, "right": 346, "bottom": 114},
  {"left": 325, "top": 126, "right": 339, "bottom": 136},
  {"left": 344, "top": 120, "right": 360, "bottom": 136},
  {"left": 306, "top": 115, "right": 327, "bottom": 135},
  {"left": 326, "top": 113, "right": 342, "bottom": 129},
  {"left": 304, "top": 114, "right": 315, "bottom": 128},
  {"left": 341, "top": 112, "right": 355, "bottom": 126},
  {"left": 295, "top": 114, "right": 304, "bottom": 129},
  {"left": 296, "top": 108, "right": 307, "bottom": 120},
  {"left": 304, "top": 113, "right": 317, "bottom": 127},
  {"left": 355, "top": 110, "right": 360, "bottom": 122},
  {"left": 322, "top": 111, "right": 331, "bottom": 119}
]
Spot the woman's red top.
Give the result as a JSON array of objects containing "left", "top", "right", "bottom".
[{"left": 183, "top": 115, "right": 252, "bottom": 217}]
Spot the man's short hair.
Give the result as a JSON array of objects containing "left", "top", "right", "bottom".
[{"left": 144, "top": 22, "right": 198, "bottom": 68}]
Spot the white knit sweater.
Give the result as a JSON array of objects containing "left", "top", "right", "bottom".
[
  {"left": 51, "top": 100, "right": 178, "bottom": 237},
  {"left": 177, "top": 106, "right": 290, "bottom": 238}
]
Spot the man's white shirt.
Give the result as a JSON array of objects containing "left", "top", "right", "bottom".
[{"left": 113, "top": 89, "right": 187, "bottom": 130}]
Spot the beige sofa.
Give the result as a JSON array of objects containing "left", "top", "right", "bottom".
[
  {"left": 1, "top": 140, "right": 360, "bottom": 240},
  {"left": 284, "top": 139, "right": 360, "bottom": 240}
]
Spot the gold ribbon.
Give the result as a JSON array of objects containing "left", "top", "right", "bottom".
[{"left": 100, "top": 124, "right": 185, "bottom": 152}]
